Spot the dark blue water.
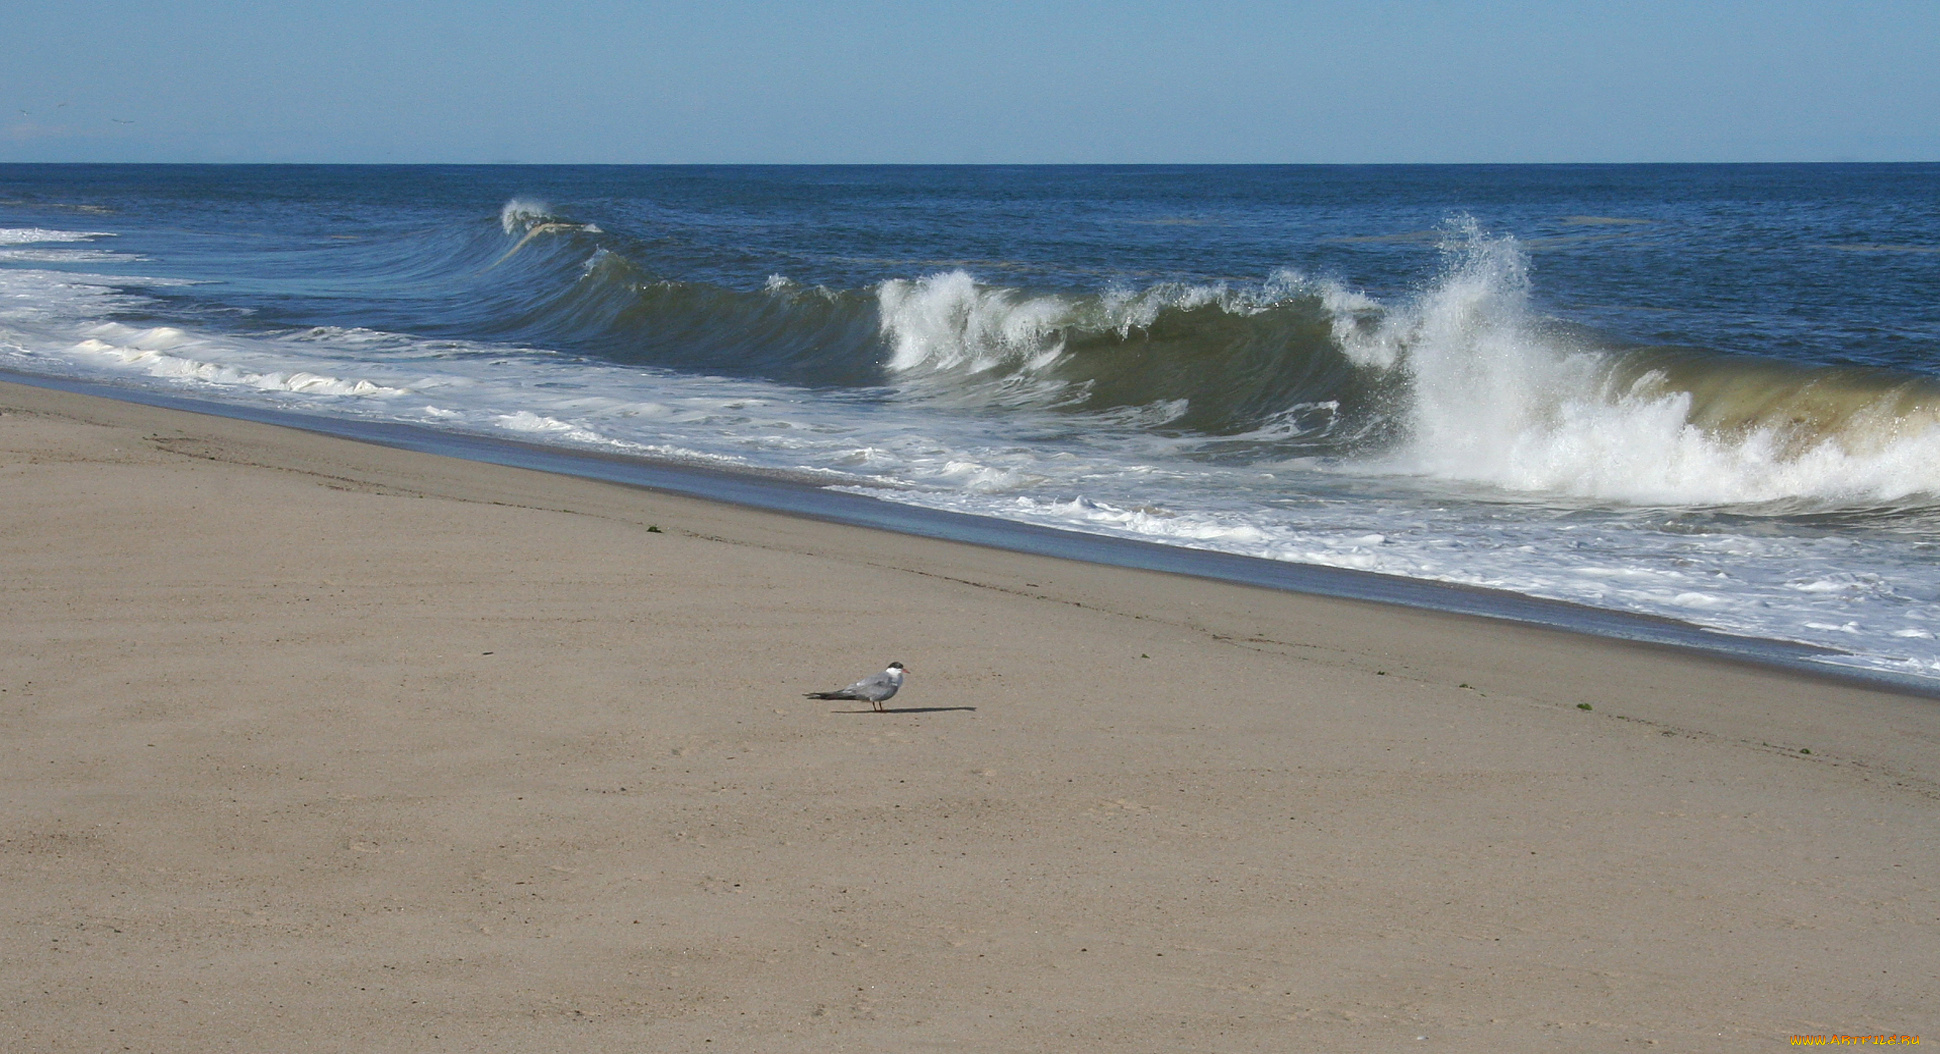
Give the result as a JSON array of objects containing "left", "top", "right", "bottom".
[{"left": 4, "top": 164, "right": 1939, "bottom": 679}]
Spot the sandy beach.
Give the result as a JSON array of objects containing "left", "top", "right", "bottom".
[{"left": 3, "top": 377, "right": 1936, "bottom": 1052}]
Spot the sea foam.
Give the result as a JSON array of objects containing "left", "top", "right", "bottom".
[
  {"left": 0, "top": 227, "right": 112, "bottom": 245},
  {"left": 868, "top": 217, "right": 1940, "bottom": 509},
  {"left": 1343, "top": 222, "right": 1940, "bottom": 507}
]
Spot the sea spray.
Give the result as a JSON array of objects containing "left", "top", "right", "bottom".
[{"left": 1343, "top": 220, "right": 1940, "bottom": 506}]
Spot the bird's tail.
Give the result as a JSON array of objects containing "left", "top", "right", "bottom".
[{"left": 804, "top": 691, "right": 850, "bottom": 700}]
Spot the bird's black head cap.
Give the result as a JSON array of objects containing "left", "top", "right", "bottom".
[{"left": 888, "top": 662, "right": 904, "bottom": 669}]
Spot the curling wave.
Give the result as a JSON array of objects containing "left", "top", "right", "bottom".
[
  {"left": 866, "top": 220, "right": 1940, "bottom": 508},
  {"left": 37, "top": 200, "right": 1940, "bottom": 512}
]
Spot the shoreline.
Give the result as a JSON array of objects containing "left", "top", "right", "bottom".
[
  {"left": 4, "top": 368, "right": 1924, "bottom": 699},
  {"left": 5, "top": 376, "right": 1938, "bottom": 1050}
]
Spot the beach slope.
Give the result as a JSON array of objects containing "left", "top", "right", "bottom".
[{"left": 3, "top": 379, "right": 1936, "bottom": 1052}]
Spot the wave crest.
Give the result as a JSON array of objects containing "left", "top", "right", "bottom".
[
  {"left": 878, "top": 270, "right": 1071, "bottom": 374},
  {"left": 457, "top": 204, "right": 1940, "bottom": 508},
  {"left": 1361, "top": 220, "right": 1940, "bottom": 506},
  {"left": 499, "top": 198, "right": 560, "bottom": 234}
]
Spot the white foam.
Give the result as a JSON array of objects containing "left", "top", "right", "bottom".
[
  {"left": 875, "top": 267, "right": 1355, "bottom": 382},
  {"left": 0, "top": 267, "right": 182, "bottom": 329},
  {"left": 0, "top": 227, "right": 112, "bottom": 245},
  {"left": 68, "top": 326, "right": 411, "bottom": 397},
  {"left": 1326, "top": 220, "right": 1940, "bottom": 507},
  {"left": 0, "top": 247, "right": 139, "bottom": 264},
  {"left": 878, "top": 270, "right": 1071, "bottom": 373},
  {"left": 499, "top": 199, "right": 557, "bottom": 234}
]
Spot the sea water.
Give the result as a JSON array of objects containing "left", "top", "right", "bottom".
[{"left": 3, "top": 164, "right": 1938, "bottom": 681}]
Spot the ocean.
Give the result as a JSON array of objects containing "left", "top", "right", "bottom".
[{"left": 4, "top": 164, "right": 1939, "bottom": 684}]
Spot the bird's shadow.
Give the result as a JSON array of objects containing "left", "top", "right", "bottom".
[{"left": 831, "top": 706, "right": 978, "bottom": 715}]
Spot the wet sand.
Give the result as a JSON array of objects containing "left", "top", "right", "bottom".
[{"left": 3, "top": 378, "right": 1936, "bottom": 1052}]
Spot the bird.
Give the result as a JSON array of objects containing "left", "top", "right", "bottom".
[{"left": 805, "top": 662, "right": 906, "bottom": 712}]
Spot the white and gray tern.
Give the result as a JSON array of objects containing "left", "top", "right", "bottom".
[{"left": 806, "top": 662, "right": 906, "bottom": 712}]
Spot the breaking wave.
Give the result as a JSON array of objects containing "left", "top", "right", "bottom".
[
  {"left": 1333, "top": 222, "right": 1940, "bottom": 506},
  {"left": 18, "top": 203, "right": 1940, "bottom": 512},
  {"left": 452, "top": 203, "right": 1940, "bottom": 509},
  {"left": 867, "top": 220, "right": 1940, "bottom": 508}
]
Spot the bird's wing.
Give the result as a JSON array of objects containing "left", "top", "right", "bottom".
[
  {"left": 805, "top": 669, "right": 895, "bottom": 700},
  {"left": 806, "top": 676, "right": 872, "bottom": 699},
  {"left": 805, "top": 687, "right": 857, "bottom": 699}
]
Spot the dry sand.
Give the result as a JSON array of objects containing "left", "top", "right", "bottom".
[{"left": 3, "top": 378, "right": 1936, "bottom": 1052}]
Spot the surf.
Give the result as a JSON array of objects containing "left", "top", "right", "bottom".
[{"left": 5, "top": 164, "right": 1940, "bottom": 688}]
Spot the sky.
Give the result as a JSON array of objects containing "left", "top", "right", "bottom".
[{"left": 5, "top": 0, "right": 1937, "bottom": 164}]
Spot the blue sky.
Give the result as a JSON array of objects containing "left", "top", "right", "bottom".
[{"left": 6, "top": 0, "right": 1937, "bottom": 163}]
